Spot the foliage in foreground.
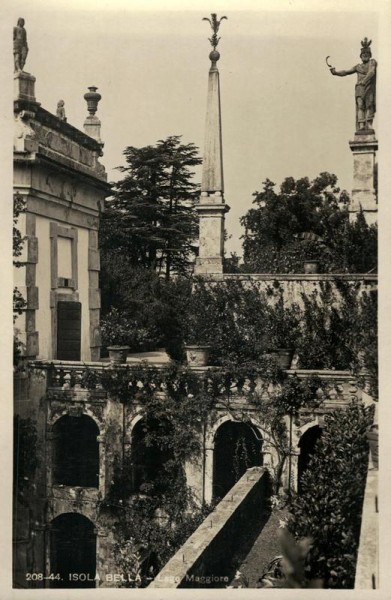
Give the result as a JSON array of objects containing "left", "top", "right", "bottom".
[
  {"left": 13, "top": 416, "right": 39, "bottom": 505},
  {"left": 288, "top": 403, "right": 374, "bottom": 588}
]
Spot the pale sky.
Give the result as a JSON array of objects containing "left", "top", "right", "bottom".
[{"left": 3, "top": 0, "right": 386, "bottom": 255}]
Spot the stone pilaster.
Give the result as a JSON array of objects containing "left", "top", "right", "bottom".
[
  {"left": 89, "top": 229, "right": 101, "bottom": 361},
  {"left": 349, "top": 132, "right": 378, "bottom": 225}
]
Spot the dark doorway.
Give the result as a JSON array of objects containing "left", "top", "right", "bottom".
[
  {"left": 297, "top": 425, "right": 323, "bottom": 494},
  {"left": 213, "top": 421, "right": 263, "bottom": 501},
  {"left": 50, "top": 513, "right": 96, "bottom": 588},
  {"left": 57, "top": 301, "right": 81, "bottom": 360},
  {"left": 52, "top": 415, "right": 99, "bottom": 487},
  {"left": 130, "top": 418, "right": 173, "bottom": 493}
]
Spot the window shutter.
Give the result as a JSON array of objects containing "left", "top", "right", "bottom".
[{"left": 57, "top": 301, "right": 81, "bottom": 360}]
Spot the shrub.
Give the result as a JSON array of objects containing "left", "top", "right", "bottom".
[{"left": 288, "top": 403, "right": 374, "bottom": 588}]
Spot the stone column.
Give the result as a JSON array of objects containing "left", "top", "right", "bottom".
[
  {"left": 349, "top": 132, "right": 378, "bottom": 225},
  {"left": 97, "top": 434, "right": 105, "bottom": 495},
  {"left": 203, "top": 445, "right": 214, "bottom": 504}
]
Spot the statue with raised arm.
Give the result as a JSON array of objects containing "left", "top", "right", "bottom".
[
  {"left": 329, "top": 38, "right": 376, "bottom": 132},
  {"left": 14, "top": 18, "right": 28, "bottom": 72}
]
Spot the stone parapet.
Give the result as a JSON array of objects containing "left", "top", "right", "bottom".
[
  {"left": 354, "top": 468, "right": 378, "bottom": 589},
  {"left": 148, "top": 467, "right": 269, "bottom": 588}
]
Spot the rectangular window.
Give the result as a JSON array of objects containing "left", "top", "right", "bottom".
[
  {"left": 57, "top": 237, "right": 73, "bottom": 279},
  {"left": 57, "top": 301, "right": 81, "bottom": 361}
]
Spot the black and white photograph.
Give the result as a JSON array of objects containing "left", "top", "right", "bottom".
[{"left": 1, "top": 0, "right": 390, "bottom": 597}]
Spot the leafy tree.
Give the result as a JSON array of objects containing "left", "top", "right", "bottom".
[
  {"left": 101, "top": 135, "right": 201, "bottom": 280},
  {"left": 288, "top": 403, "right": 374, "bottom": 588},
  {"left": 240, "top": 173, "right": 377, "bottom": 274},
  {"left": 100, "top": 251, "right": 191, "bottom": 357}
]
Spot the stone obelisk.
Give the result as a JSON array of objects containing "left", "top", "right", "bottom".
[{"left": 195, "top": 14, "right": 230, "bottom": 275}]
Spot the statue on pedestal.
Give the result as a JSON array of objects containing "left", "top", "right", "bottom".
[
  {"left": 328, "top": 38, "right": 376, "bottom": 132},
  {"left": 56, "top": 100, "right": 67, "bottom": 122},
  {"left": 14, "top": 18, "right": 28, "bottom": 72}
]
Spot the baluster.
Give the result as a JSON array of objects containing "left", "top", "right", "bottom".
[
  {"left": 62, "top": 372, "right": 72, "bottom": 390},
  {"left": 73, "top": 370, "right": 82, "bottom": 391}
]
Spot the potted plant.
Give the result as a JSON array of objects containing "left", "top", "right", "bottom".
[
  {"left": 299, "top": 237, "right": 326, "bottom": 274},
  {"left": 181, "top": 285, "right": 213, "bottom": 367},
  {"left": 100, "top": 308, "right": 133, "bottom": 364},
  {"left": 264, "top": 296, "right": 301, "bottom": 369}
]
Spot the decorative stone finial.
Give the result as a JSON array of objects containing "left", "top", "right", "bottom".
[
  {"left": 83, "top": 86, "right": 103, "bottom": 145},
  {"left": 84, "top": 86, "right": 101, "bottom": 116},
  {"left": 56, "top": 100, "right": 66, "bottom": 122},
  {"left": 202, "top": 13, "right": 227, "bottom": 64},
  {"left": 14, "top": 18, "right": 29, "bottom": 72}
]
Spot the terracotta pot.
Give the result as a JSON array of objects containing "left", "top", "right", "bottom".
[
  {"left": 268, "top": 348, "right": 294, "bottom": 369},
  {"left": 185, "top": 345, "right": 211, "bottom": 367},
  {"left": 366, "top": 425, "right": 379, "bottom": 469},
  {"left": 303, "top": 260, "right": 320, "bottom": 274},
  {"left": 107, "top": 346, "right": 129, "bottom": 365}
]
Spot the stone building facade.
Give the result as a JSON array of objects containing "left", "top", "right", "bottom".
[{"left": 14, "top": 72, "right": 108, "bottom": 362}]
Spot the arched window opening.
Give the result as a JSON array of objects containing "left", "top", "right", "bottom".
[
  {"left": 49, "top": 513, "right": 96, "bottom": 588},
  {"left": 130, "top": 418, "right": 174, "bottom": 494},
  {"left": 298, "top": 425, "right": 323, "bottom": 494},
  {"left": 53, "top": 415, "right": 99, "bottom": 488},
  {"left": 213, "top": 421, "right": 263, "bottom": 502}
]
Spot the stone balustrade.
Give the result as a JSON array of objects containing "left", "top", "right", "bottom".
[{"left": 27, "top": 360, "right": 358, "bottom": 408}]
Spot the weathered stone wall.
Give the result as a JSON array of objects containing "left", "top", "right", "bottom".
[
  {"left": 205, "top": 273, "right": 377, "bottom": 308},
  {"left": 13, "top": 368, "right": 49, "bottom": 587},
  {"left": 149, "top": 467, "right": 270, "bottom": 588}
]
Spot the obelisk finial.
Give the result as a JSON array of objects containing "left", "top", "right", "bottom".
[{"left": 202, "top": 13, "right": 227, "bottom": 66}]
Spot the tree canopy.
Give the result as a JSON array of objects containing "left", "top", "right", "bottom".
[
  {"left": 240, "top": 173, "right": 377, "bottom": 274},
  {"left": 100, "top": 135, "right": 201, "bottom": 280}
]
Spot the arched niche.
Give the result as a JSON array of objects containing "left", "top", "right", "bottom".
[
  {"left": 130, "top": 417, "right": 175, "bottom": 494},
  {"left": 212, "top": 420, "right": 263, "bottom": 501},
  {"left": 49, "top": 513, "right": 96, "bottom": 588},
  {"left": 297, "top": 424, "right": 323, "bottom": 494}
]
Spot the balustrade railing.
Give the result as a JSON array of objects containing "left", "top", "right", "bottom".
[{"left": 28, "top": 360, "right": 356, "bottom": 405}]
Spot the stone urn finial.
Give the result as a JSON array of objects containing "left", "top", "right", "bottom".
[{"left": 84, "top": 86, "right": 101, "bottom": 116}]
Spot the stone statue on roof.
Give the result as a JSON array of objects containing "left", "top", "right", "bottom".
[
  {"left": 328, "top": 38, "right": 376, "bottom": 133},
  {"left": 14, "top": 18, "right": 29, "bottom": 72},
  {"left": 56, "top": 100, "right": 67, "bottom": 122}
]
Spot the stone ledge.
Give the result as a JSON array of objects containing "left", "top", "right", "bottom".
[
  {"left": 149, "top": 467, "right": 269, "bottom": 588},
  {"left": 354, "top": 469, "right": 378, "bottom": 589},
  {"left": 221, "top": 273, "right": 378, "bottom": 282}
]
